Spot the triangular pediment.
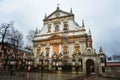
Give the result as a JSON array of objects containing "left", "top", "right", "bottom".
[{"left": 44, "top": 7, "right": 74, "bottom": 20}]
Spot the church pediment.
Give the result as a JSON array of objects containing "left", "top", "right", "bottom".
[{"left": 44, "top": 7, "right": 74, "bottom": 21}]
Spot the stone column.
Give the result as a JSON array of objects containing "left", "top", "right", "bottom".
[
  {"left": 33, "top": 47, "right": 37, "bottom": 58},
  {"left": 51, "top": 23, "right": 54, "bottom": 32},
  {"left": 72, "top": 61, "right": 76, "bottom": 73},
  {"left": 59, "top": 44, "right": 62, "bottom": 53},
  {"left": 48, "top": 58, "right": 52, "bottom": 70},
  {"left": 82, "top": 58, "right": 86, "bottom": 74},
  {"left": 69, "top": 43, "right": 74, "bottom": 57},
  {"left": 43, "top": 46, "right": 46, "bottom": 56},
  {"left": 49, "top": 44, "right": 53, "bottom": 70},
  {"left": 41, "top": 46, "right": 44, "bottom": 53},
  {"left": 49, "top": 45, "right": 53, "bottom": 58}
]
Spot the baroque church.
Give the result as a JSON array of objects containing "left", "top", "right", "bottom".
[{"left": 33, "top": 6, "right": 106, "bottom": 74}]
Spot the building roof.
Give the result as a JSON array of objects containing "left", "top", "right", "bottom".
[{"left": 106, "top": 62, "right": 120, "bottom": 67}]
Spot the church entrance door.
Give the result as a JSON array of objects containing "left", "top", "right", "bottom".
[{"left": 86, "top": 59, "right": 95, "bottom": 74}]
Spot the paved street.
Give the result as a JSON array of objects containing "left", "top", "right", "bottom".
[
  {"left": 69, "top": 74, "right": 119, "bottom": 80},
  {"left": 0, "top": 72, "right": 119, "bottom": 80},
  {"left": 84, "top": 75, "right": 119, "bottom": 80},
  {"left": 0, "top": 72, "right": 81, "bottom": 80}
]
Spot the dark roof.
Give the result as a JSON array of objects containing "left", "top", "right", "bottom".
[
  {"left": 106, "top": 62, "right": 120, "bottom": 67},
  {"left": 0, "top": 42, "right": 32, "bottom": 54}
]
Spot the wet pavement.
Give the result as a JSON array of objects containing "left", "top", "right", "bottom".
[
  {"left": 69, "top": 74, "right": 119, "bottom": 80},
  {"left": 0, "top": 72, "right": 119, "bottom": 80},
  {"left": 83, "top": 75, "right": 119, "bottom": 80},
  {"left": 0, "top": 72, "right": 81, "bottom": 80}
]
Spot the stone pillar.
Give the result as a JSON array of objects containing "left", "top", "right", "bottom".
[
  {"left": 51, "top": 23, "right": 54, "bottom": 32},
  {"left": 69, "top": 43, "right": 74, "bottom": 57},
  {"left": 43, "top": 46, "right": 46, "bottom": 56},
  {"left": 72, "top": 61, "right": 76, "bottom": 73},
  {"left": 59, "top": 44, "right": 62, "bottom": 53},
  {"left": 49, "top": 45, "right": 53, "bottom": 58},
  {"left": 49, "top": 45, "right": 53, "bottom": 70},
  {"left": 41, "top": 46, "right": 44, "bottom": 53},
  {"left": 95, "top": 57, "right": 99, "bottom": 74},
  {"left": 33, "top": 47, "right": 37, "bottom": 58},
  {"left": 58, "top": 61, "right": 62, "bottom": 71},
  {"left": 49, "top": 58, "right": 52, "bottom": 70},
  {"left": 82, "top": 58, "right": 86, "bottom": 74}
]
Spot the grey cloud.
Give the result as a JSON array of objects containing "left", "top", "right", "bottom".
[{"left": 0, "top": 0, "right": 120, "bottom": 56}]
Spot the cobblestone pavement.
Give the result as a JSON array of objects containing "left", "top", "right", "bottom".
[{"left": 0, "top": 72, "right": 119, "bottom": 80}]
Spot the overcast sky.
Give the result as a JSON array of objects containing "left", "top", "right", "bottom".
[{"left": 0, "top": 0, "right": 120, "bottom": 56}]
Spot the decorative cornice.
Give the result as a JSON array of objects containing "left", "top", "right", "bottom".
[
  {"left": 34, "top": 29, "right": 86, "bottom": 37},
  {"left": 33, "top": 34, "right": 87, "bottom": 42}
]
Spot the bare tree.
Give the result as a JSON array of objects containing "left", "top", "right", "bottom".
[
  {"left": 16, "top": 32, "right": 23, "bottom": 48},
  {"left": 26, "top": 29, "right": 35, "bottom": 43},
  {"left": 0, "top": 21, "right": 13, "bottom": 51},
  {"left": 8, "top": 27, "right": 24, "bottom": 49}
]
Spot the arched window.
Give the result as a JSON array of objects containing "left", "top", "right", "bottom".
[
  {"left": 63, "top": 23, "right": 69, "bottom": 31},
  {"left": 55, "top": 25, "right": 59, "bottom": 31}
]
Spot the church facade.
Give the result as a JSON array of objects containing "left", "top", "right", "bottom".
[{"left": 33, "top": 7, "right": 106, "bottom": 74}]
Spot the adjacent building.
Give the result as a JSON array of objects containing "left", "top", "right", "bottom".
[
  {"left": 103, "top": 60, "right": 120, "bottom": 78},
  {"left": 0, "top": 42, "right": 33, "bottom": 71}
]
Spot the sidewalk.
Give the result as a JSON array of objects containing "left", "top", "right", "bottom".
[{"left": 69, "top": 74, "right": 119, "bottom": 80}]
